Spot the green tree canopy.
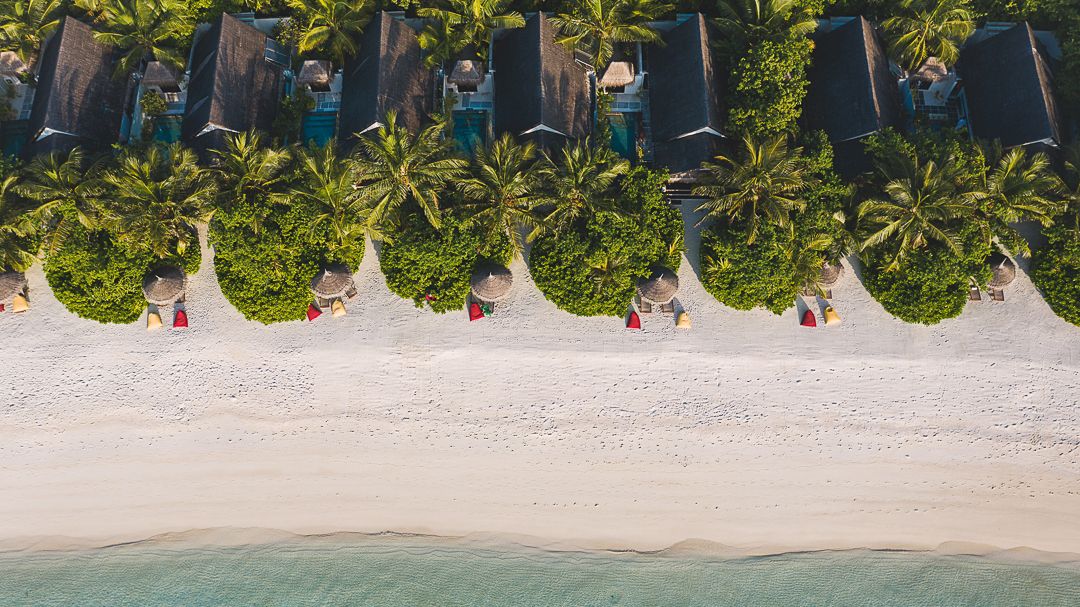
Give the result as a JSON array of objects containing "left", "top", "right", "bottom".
[
  {"left": 84, "top": 0, "right": 193, "bottom": 78},
  {"left": 379, "top": 211, "right": 480, "bottom": 313},
  {"left": 551, "top": 0, "right": 670, "bottom": 70},
  {"left": 417, "top": 0, "right": 523, "bottom": 66},
  {"left": 882, "top": 0, "right": 975, "bottom": 70},
  {"left": 0, "top": 0, "right": 65, "bottom": 65},
  {"left": 285, "top": 0, "right": 371, "bottom": 65}
]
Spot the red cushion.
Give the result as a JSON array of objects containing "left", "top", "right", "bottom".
[
  {"left": 0, "top": 303, "right": 5, "bottom": 313},
  {"left": 469, "top": 302, "right": 485, "bottom": 321},
  {"left": 626, "top": 311, "right": 641, "bottom": 329},
  {"left": 801, "top": 309, "right": 817, "bottom": 327},
  {"left": 173, "top": 309, "right": 189, "bottom": 328},
  {"left": 306, "top": 304, "right": 322, "bottom": 321}
]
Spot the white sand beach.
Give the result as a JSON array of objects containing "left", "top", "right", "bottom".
[{"left": 2, "top": 210, "right": 1080, "bottom": 556}]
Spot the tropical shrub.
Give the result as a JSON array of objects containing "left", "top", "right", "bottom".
[
  {"left": 1032, "top": 219, "right": 1080, "bottom": 327},
  {"left": 379, "top": 212, "right": 480, "bottom": 313},
  {"left": 700, "top": 221, "right": 796, "bottom": 313},
  {"left": 726, "top": 34, "right": 813, "bottom": 138}
]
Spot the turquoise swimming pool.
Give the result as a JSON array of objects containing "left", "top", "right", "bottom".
[
  {"left": 301, "top": 112, "right": 337, "bottom": 147},
  {"left": 151, "top": 116, "right": 182, "bottom": 144},
  {"left": 0, "top": 120, "right": 27, "bottom": 158},
  {"left": 453, "top": 110, "right": 487, "bottom": 154},
  {"left": 609, "top": 112, "right": 636, "bottom": 159}
]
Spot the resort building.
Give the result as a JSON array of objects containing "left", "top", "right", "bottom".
[
  {"left": 25, "top": 16, "right": 128, "bottom": 157},
  {"left": 493, "top": 13, "right": 591, "bottom": 150},
  {"left": 958, "top": 22, "right": 1065, "bottom": 150},
  {"left": 645, "top": 13, "right": 726, "bottom": 180},
  {"left": 338, "top": 11, "right": 433, "bottom": 148},
  {"left": 181, "top": 13, "right": 289, "bottom": 155},
  {"left": 804, "top": 16, "right": 902, "bottom": 175}
]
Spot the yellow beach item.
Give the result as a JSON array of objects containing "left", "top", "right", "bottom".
[
  {"left": 824, "top": 306, "right": 841, "bottom": 326},
  {"left": 676, "top": 311, "right": 691, "bottom": 329},
  {"left": 331, "top": 299, "right": 347, "bottom": 317},
  {"left": 146, "top": 310, "right": 163, "bottom": 331},
  {"left": 11, "top": 294, "right": 28, "bottom": 313}
]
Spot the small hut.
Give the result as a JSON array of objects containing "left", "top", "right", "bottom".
[
  {"left": 638, "top": 267, "right": 679, "bottom": 306},
  {"left": 297, "top": 59, "right": 333, "bottom": 92},
  {"left": 142, "top": 266, "right": 187, "bottom": 306},
  {"left": 470, "top": 263, "right": 512, "bottom": 302},
  {"left": 0, "top": 271, "right": 26, "bottom": 305},
  {"left": 913, "top": 57, "right": 949, "bottom": 83},
  {"left": 141, "top": 61, "right": 181, "bottom": 92},
  {"left": 988, "top": 253, "right": 1016, "bottom": 288},
  {"left": 598, "top": 61, "right": 635, "bottom": 89},
  {"left": 820, "top": 261, "right": 845, "bottom": 287},
  {"left": 311, "top": 263, "right": 354, "bottom": 301},
  {"left": 449, "top": 59, "right": 485, "bottom": 91},
  {"left": 0, "top": 51, "right": 26, "bottom": 77}
]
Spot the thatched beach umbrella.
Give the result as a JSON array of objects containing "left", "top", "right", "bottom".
[
  {"left": 449, "top": 59, "right": 485, "bottom": 89},
  {"left": 988, "top": 253, "right": 1016, "bottom": 288},
  {"left": 311, "top": 263, "right": 354, "bottom": 300},
  {"left": 598, "top": 61, "right": 635, "bottom": 88},
  {"left": 142, "top": 266, "right": 187, "bottom": 306},
  {"left": 297, "top": 59, "right": 333, "bottom": 91},
  {"left": 638, "top": 267, "right": 679, "bottom": 305},
  {"left": 470, "top": 263, "right": 512, "bottom": 301},
  {"left": 820, "top": 261, "right": 845, "bottom": 287},
  {"left": 0, "top": 271, "right": 26, "bottom": 304}
]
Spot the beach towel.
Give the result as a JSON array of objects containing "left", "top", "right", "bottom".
[
  {"left": 469, "top": 302, "right": 485, "bottom": 321},
  {"left": 306, "top": 304, "right": 322, "bottom": 321},
  {"left": 626, "top": 311, "right": 641, "bottom": 329},
  {"left": 800, "top": 309, "right": 817, "bottom": 327},
  {"left": 173, "top": 309, "right": 188, "bottom": 329}
]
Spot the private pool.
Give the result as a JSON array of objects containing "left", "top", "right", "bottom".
[
  {"left": 301, "top": 112, "right": 337, "bottom": 148},
  {"left": 609, "top": 113, "right": 637, "bottom": 160},
  {"left": 453, "top": 110, "right": 487, "bottom": 154},
  {"left": 151, "top": 116, "right": 182, "bottom": 144}
]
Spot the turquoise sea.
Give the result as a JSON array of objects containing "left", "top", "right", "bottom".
[{"left": 1, "top": 536, "right": 1079, "bottom": 606}]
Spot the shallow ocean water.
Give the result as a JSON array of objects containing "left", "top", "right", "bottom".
[{"left": 1, "top": 536, "right": 1078, "bottom": 606}]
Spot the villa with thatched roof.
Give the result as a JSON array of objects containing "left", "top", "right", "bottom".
[
  {"left": 26, "top": 16, "right": 128, "bottom": 157},
  {"left": 338, "top": 11, "right": 433, "bottom": 146},
  {"left": 803, "top": 16, "right": 901, "bottom": 175},
  {"left": 493, "top": 13, "right": 591, "bottom": 150},
  {"left": 959, "top": 22, "right": 1064, "bottom": 150},
  {"left": 646, "top": 13, "right": 726, "bottom": 176},
  {"left": 181, "top": 13, "right": 288, "bottom": 155}
]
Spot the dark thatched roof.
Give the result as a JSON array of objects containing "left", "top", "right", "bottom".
[
  {"left": 804, "top": 16, "right": 901, "bottom": 144},
  {"left": 338, "top": 12, "right": 432, "bottom": 146},
  {"left": 181, "top": 14, "right": 286, "bottom": 152},
  {"left": 449, "top": 59, "right": 485, "bottom": 88},
  {"left": 311, "top": 263, "right": 355, "bottom": 299},
  {"left": 493, "top": 13, "right": 591, "bottom": 150},
  {"left": 988, "top": 253, "right": 1016, "bottom": 287},
  {"left": 297, "top": 59, "right": 333, "bottom": 89},
  {"left": 959, "top": 22, "right": 1064, "bottom": 148},
  {"left": 638, "top": 267, "right": 679, "bottom": 304},
  {"left": 26, "top": 16, "right": 127, "bottom": 158},
  {"left": 646, "top": 14, "right": 726, "bottom": 175},
  {"left": 471, "top": 263, "right": 513, "bottom": 301},
  {"left": 142, "top": 60, "right": 181, "bottom": 90},
  {"left": 0, "top": 271, "right": 26, "bottom": 303},
  {"left": 142, "top": 266, "right": 187, "bottom": 306},
  {"left": 820, "top": 261, "right": 845, "bottom": 287}
]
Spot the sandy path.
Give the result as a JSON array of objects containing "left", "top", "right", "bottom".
[{"left": 2, "top": 212, "right": 1080, "bottom": 554}]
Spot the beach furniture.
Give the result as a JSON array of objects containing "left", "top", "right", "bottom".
[
  {"left": 990, "top": 288, "right": 1005, "bottom": 301},
  {"left": 468, "top": 302, "right": 485, "bottom": 321},
  {"left": 626, "top": 311, "right": 641, "bottom": 329},
  {"left": 331, "top": 299, "right": 346, "bottom": 317},
  {"left": 471, "top": 263, "right": 512, "bottom": 314},
  {"left": 306, "top": 303, "right": 322, "bottom": 321},
  {"left": 637, "top": 267, "right": 678, "bottom": 314},
  {"left": 987, "top": 253, "right": 1014, "bottom": 303},
  {"left": 312, "top": 264, "right": 355, "bottom": 306},
  {"left": 800, "top": 309, "right": 817, "bottom": 327},
  {"left": 146, "top": 308, "right": 163, "bottom": 331},
  {"left": 173, "top": 309, "right": 189, "bottom": 329},
  {"left": 675, "top": 311, "right": 691, "bottom": 329},
  {"left": 11, "top": 293, "right": 29, "bottom": 313},
  {"left": 142, "top": 266, "right": 186, "bottom": 306},
  {"left": 969, "top": 285, "right": 982, "bottom": 301},
  {"left": 823, "top": 306, "right": 841, "bottom": 326}
]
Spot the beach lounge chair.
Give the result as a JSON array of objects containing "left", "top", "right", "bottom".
[
  {"left": 306, "top": 303, "right": 322, "bottom": 321},
  {"left": 969, "top": 286, "right": 982, "bottom": 301},
  {"left": 468, "top": 302, "right": 485, "bottom": 321},
  {"left": 173, "top": 309, "right": 188, "bottom": 329},
  {"left": 626, "top": 311, "right": 641, "bottom": 329},
  {"left": 638, "top": 298, "right": 653, "bottom": 314},
  {"left": 659, "top": 301, "right": 675, "bottom": 314},
  {"left": 146, "top": 308, "right": 163, "bottom": 331},
  {"left": 345, "top": 286, "right": 358, "bottom": 300},
  {"left": 990, "top": 288, "right": 1005, "bottom": 302},
  {"left": 801, "top": 309, "right": 817, "bottom": 327},
  {"left": 11, "top": 294, "right": 28, "bottom": 313},
  {"left": 331, "top": 299, "right": 347, "bottom": 317},
  {"left": 675, "top": 311, "right": 691, "bottom": 329},
  {"left": 823, "top": 306, "right": 841, "bottom": 326}
]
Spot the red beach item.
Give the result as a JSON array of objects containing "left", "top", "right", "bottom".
[
  {"left": 306, "top": 304, "right": 322, "bottom": 321},
  {"left": 0, "top": 303, "right": 5, "bottom": 312},
  {"left": 468, "top": 302, "right": 485, "bottom": 321},
  {"left": 800, "top": 309, "right": 817, "bottom": 327},
  {"left": 626, "top": 311, "right": 641, "bottom": 329},
  {"left": 173, "top": 309, "right": 189, "bottom": 328}
]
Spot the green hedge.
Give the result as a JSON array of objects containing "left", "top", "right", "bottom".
[
  {"left": 379, "top": 213, "right": 480, "bottom": 314},
  {"left": 1032, "top": 222, "right": 1080, "bottom": 327},
  {"left": 700, "top": 222, "right": 796, "bottom": 314}
]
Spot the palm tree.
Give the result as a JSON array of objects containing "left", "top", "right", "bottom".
[
  {"left": 286, "top": 0, "right": 371, "bottom": 66},
  {"left": 0, "top": 0, "right": 65, "bottom": 66},
  {"left": 213, "top": 131, "right": 292, "bottom": 235},
  {"left": 858, "top": 156, "right": 973, "bottom": 271},
  {"left": 587, "top": 248, "right": 628, "bottom": 294},
  {"left": 458, "top": 134, "right": 545, "bottom": 257},
  {"left": 693, "top": 135, "right": 809, "bottom": 245},
  {"left": 551, "top": 0, "right": 670, "bottom": 70},
  {"left": 98, "top": 144, "right": 216, "bottom": 259},
  {"left": 86, "top": 0, "right": 193, "bottom": 78},
  {"left": 882, "top": 0, "right": 975, "bottom": 71},
  {"left": 16, "top": 148, "right": 105, "bottom": 256},
  {"left": 348, "top": 110, "right": 469, "bottom": 231},
  {"left": 291, "top": 143, "right": 379, "bottom": 261},
  {"left": 0, "top": 172, "right": 37, "bottom": 272},
  {"left": 971, "top": 147, "right": 1064, "bottom": 257},
  {"left": 417, "top": 0, "right": 523, "bottom": 66},
  {"left": 537, "top": 138, "right": 629, "bottom": 233},
  {"left": 714, "top": 0, "right": 817, "bottom": 51}
]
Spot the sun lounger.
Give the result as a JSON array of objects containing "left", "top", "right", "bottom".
[
  {"left": 969, "top": 286, "right": 982, "bottom": 301},
  {"left": 345, "top": 286, "right": 358, "bottom": 300},
  {"left": 990, "top": 288, "right": 1005, "bottom": 302},
  {"left": 659, "top": 301, "right": 675, "bottom": 314},
  {"left": 638, "top": 299, "right": 653, "bottom": 314}
]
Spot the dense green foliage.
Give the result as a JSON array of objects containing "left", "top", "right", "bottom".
[
  {"left": 1032, "top": 219, "right": 1080, "bottom": 327},
  {"left": 700, "top": 221, "right": 796, "bottom": 313},
  {"left": 379, "top": 212, "right": 480, "bottom": 313},
  {"left": 529, "top": 167, "right": 682, "bottom": 317},
  {"left": 726, "top": 34, "right": 813, "bottom": 138}
]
